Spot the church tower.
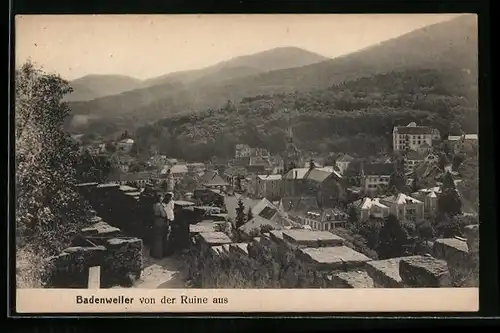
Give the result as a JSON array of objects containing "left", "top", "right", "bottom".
[{"left": 283, "top": 114, "right": 300, "bottom": 175}]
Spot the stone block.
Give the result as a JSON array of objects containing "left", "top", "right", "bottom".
[
  {"left": 103, "top": 237, "right": 143, "bottom": 287},
  {"left": 283, "top": 230, "right": 344, "bottom": 248},
  {"left": 399, "top": 256, "right": 451, "bottom": 287},
  {"left": 230, "top": 243, "right": 249, "bottom": 256},
  {"left": 365, "top": 257, "right": 410, "bottom": 288},
  {"left": 298, "top": 246, "right": 371, "bottom": 271},
  {"left": 464, "top": 224, "right": 479, "bottom": 254},
  {"left": 327, "top": 270, "right": 374, "bottom": 288},
  {"left": 198, "top": 232, "right": 233, "bottom": 246}
]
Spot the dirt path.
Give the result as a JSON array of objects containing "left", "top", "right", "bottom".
[{"left": 133, "top": 246, "right": 189, "bottom": 289}]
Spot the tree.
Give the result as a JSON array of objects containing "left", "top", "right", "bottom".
[
  {"left": 235, "top": 198, "right": 246, "bottom": 229},
  {"left": 441, "top": 171, "right": 456, "bottom": 191},
  {"left": 246, "top": 207, "right": 254, "bottom": 222},
  {"left": 438, "top": 153, "right": 450, "bottom": 171},
  {"left": 416, "top": 221, "right": 435, "bottom": 241},
  {"left": 437, "top": 188, "right": 462, "bottom": 217},
  {"left": 436, "top": 214, "right": 461, "bottom": 238},
  {"left": 452, "top": 154, "right": 465, "bottom": 171},
  {"left": 74, "top": 151, "right": 113, "bottom": 183},
  {"left": 377, "top": 214, "right": 409, "bottom": 259},
  {"left": 16, "top": 62, "right": 92, "bottom": 286},
  {"left": 411, "top": 173, "right": 421, "bottom": 193},
  {"left": 347, "top": 205, "right": 359, "bottom": 224},
  {"left": 309, "top": 159, "right": 315, "bottom": 170},
  {"left": 105, "top": 142, "right": 116, "bottom": 153},
  {"left": 388, "top": 171, "right": 407, "bottom": 194}
]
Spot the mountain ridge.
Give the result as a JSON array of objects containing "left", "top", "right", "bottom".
[{"left": 67, "top": 15, "right": 477, "bottom": 133}]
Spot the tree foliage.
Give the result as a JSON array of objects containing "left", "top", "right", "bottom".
[
  {"left": 235, "top": 198, "right": 246, "bottom": 229},
  {"left": 377, "top": 214, "right": 409, "bottom": 259},
  {"left": 437, "top": 188, "right": 462, "bottom": 217},
  {"left": 16, "top": 62, "right": 92, "bottom": 285}
]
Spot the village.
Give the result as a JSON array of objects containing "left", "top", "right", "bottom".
[{"left": 45, "top": 120, "right": 480, "bottom": 290}]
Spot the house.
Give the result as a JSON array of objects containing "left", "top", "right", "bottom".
[
  {"left": 117, "top": 138, "right": 134, "bottom": 153},
  {"left": 169, "top": 164, "right": 189, "bottom": 181},
  {"left": 404, "top": 151, "right": 425, "bottom": 174},
  {"left": 249, "top": 174, "right": 283, "bottom": 200},
  {"left": 235, "top": 144, "right": 252, "bottom": 158},
  {"left": 336, "top": 154, "right": 355, "bottom": 174},
  {"left": 200, "top": 170, "right": 229, "bottom": 190},
  {"left": 224, "top": 167, "right": 248, "bottom": 190},
  {"left": 290, "top": 207, "right": 348, "bottom": 231},
  {"left": 360, "top": 163, "right": 394, "bottom": 194},
  {"left": 303, "top": 160, "right": 323, "bottom": 169},
  {"left": 353, "top": 197, "right": 390, "bottom": 221},
  {"left": 416, "top": 142, "right": 433, "bottom": 155},
  {"left": 238, "top": 215, "right": 283, "bottom": 239},
  {"left": 412, "top": 188, "right": 440, "bottom": 218},
  {"left": 158, "top": 169, "right": 175, "bottom": 192},
  {"left": 393, "top": 122, "right": 440, "bottom": 152},
  {"left": 149, "top": 155, "right": 168, "bottom": 168},
  {"left": 187, "top": 162, "right": 206, "bottom": 174},
  {"left": 447, "top": 134, "right": 478, "bottom": 154},
  {"left": 283, "top": 167, "right": 347, "bottom": 207},
  {"left": 116, "top": 155, "right": 135, "bottom": 173},
  {"left": 108, "top": 171, "right": 159, "bottom": 188},
  {"left": 379, "top": 193, "right": 425, "bottom": 222},
  {"left": 279, "top": 196, "right": 319, "bottom": 215}
]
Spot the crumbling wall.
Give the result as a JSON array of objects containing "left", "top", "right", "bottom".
[{"left": 44, "top": 220, "right": 143, "bottom": 288}]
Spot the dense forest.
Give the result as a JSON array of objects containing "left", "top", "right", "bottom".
[{"left": 130, "top": 67, "right": 478, "bottom": 161}]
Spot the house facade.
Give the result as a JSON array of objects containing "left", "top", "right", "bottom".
[
  {"left": 250, "top": 174, "right": 283, "bottom": 200},
  {"left": 379, "top": 193, "right": 425, "bottom": 222},
  {"left": 336, "top": 154, "right": 355, "bottom": 175},
  {"left": 353, "top": 197, "right": 390, "bottom": 221},
  {"left": 404, "top": 151, "right": 425, "bottom": 174},
  {"left": 448, "top": 134, "right": 478, "bottom": 154},
  {"left": 283, "top": 167, "right": 347, "bottom": 208},
  {"left": 117, "top": 138, "right": 134, "bottom": 153},
  {"left": 361, "top": 163, "right": 394, "bottom": 194},
  {"left": 289, "top": 208, "right": 348, "bottom": 231},
  {"left": 393, "top": 122, "right": 440, "bottom": 152}
]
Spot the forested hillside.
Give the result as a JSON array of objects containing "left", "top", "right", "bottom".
[{"left": 131, "top": 67, "right": 478, "bottom": 161}]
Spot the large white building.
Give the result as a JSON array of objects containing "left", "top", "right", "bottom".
[{"left": 393, "top": 122, "right": 440, "bottom": 152}]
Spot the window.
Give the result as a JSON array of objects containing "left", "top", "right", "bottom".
[{"left": 325, "top": 223, "right": 329, "bottom": 230}]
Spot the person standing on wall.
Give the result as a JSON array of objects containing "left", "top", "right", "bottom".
[
  {"left": 162, "top": 191, "right": 175, "bottom": 256},
  {"left": 151, "top": 192, "right": 167, "bottom": 259}
]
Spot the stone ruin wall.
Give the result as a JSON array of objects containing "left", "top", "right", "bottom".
[
  {"left": 44, "top": 183, "right": 145, "bottom": 288},
  {"left": 188, "top": 223, "right": 480, "bottom": 289}
]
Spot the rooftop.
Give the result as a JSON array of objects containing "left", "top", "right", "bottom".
[
  {"left": 355, "top": 197, "right": 389, "bottom": 210},
  {"left": 283, "top": 229, "right": 344, "bottom": 247},
  {"left": 257, "top": 174, "right": 282, "bottom": 181},
  {"left": 299, "top": 246, "right": 370, "bottom": 269},
  {"left": 381, "top": 193, "right": 422, "bottom": 205},
  {"left": 363, "top": 163, "right": 394, "bottom": 176},
  {"left": 280, "top": 196, "right": 319, "bottom": 213}
]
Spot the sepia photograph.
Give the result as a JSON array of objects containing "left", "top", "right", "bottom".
[{"left": 14, "top": 13, "right": 479, "bottom": 313}]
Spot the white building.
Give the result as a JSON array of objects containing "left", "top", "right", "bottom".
[
  {"left": 336, "top": 154, "right": 355, "bottom": 175},
  {"left": 393, "top": 122, "right": 440, "bottom": 152},
  {"left": 353, "top": 197, "right": 390, "bottom": 221},
  {"left": 379, "top": 193, "right": 425, "bottom": 222},
  {"left": 361, "top": 163, "right": 394, "bottom": 194},
  {"left": 250, "top": 174, "right": 283, "bottom": 200},
  {"left": 447, "top": 134, "right": 478, "bottom": 154},
  {"left": 117, "top": 138, "right": 134, "bottom": 153}
]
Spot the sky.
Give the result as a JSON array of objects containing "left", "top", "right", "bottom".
[{"left": 15, "top": 14, "right": 465, "bottom": 81}]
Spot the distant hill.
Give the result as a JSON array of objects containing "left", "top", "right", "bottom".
[
  {"left": 142, "top": 46, "right": 329, "bottom": 87},
  {"left": 67, "top": 15, "right": 477, "bottom": 133},
  {"left": 65, "top": 74, "right": 144, "bottom": 102}
]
